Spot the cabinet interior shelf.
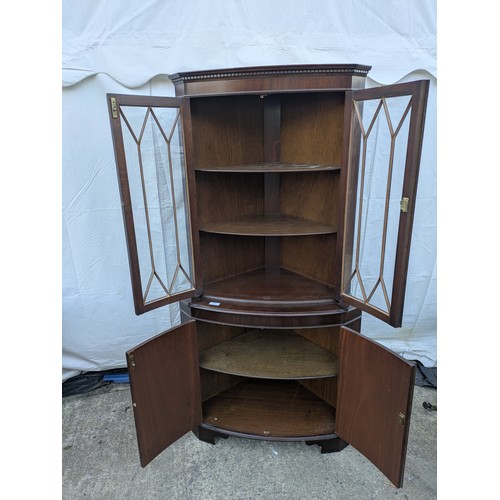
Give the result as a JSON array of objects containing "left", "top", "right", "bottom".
[
  {"left": 200, "top": 213, "right": 337, "bottom": 236},
  {"left": 195, "top": 162, "right": 341, "bottom": 173},
  {"left": 202, "top": 379, "right": 336, "bottom": 439},
  {"left": 199, "top": 329, "right": 339, "bottom": 379},
  {"left": 203, "top": 268, "right": 336, "bottom": 306}
]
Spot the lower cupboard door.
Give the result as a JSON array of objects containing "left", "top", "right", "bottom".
[
  {"left": 336, "top": 326, "right": 416, "bottom": 488},
  {"left": 126, "top": 320, "right": 202, "bottom": 467}
]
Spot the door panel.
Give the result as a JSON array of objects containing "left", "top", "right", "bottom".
[
  {"left": 127, "top": 320, "right": 202, "bottom": 467},
  {"left": 108, "top": 94, "right": 198, "bottom": 314},
  {"left": 336, "top": 326, "right": 415, "bottom": 488},
  {"left": 340, "top": 81, "right": 429, "bottom": 327}
]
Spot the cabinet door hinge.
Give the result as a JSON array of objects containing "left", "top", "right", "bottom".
[
  {"left": 110, "top": 97, "right": 118, "bottom": 119},
  {"left": 128, "top": 353, "right": 136, "bottom": 370},
  {"left": 400, "top": 197, "right": 409, "bottom": 213},
  {"left": 398, "top": 412, "right": 406, "bottom": 426}
]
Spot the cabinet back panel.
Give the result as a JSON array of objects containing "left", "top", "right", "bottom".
[
  {"left": 200, "top": 368, "right": 245, "bottom": 402},
  {"left": 200, "top": 233, "right": 265, "bottom": 283},
  {"left": 190, "top": 96, "right": 264, "bottom": 168},
  {"left": 298, "top": 378, "right": 338, "bottom": 408},
  {"left": 281, "top": 234, "right": 337, "bottom": 285},
  {"left": 196, "top": 172, "right": 264, "bottom": 225},
  {"left": 280, "top": 171, "right": 339, "bottom": 225},
  {"left": 196, "top": 321, "right": 249, "bottom": 351},
  {"left": 280, "top": 93, "right": 345, "bottom": 166},
  {"left": 292, "top": 327, "right": 340, "bottom": 407},
  {"left": 293, "top": 326, "right": 340, "bottom": 355}
]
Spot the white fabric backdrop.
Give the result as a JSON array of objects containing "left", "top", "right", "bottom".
[{"left": 62, "top": 0, "right": 437, "bottom": 380}]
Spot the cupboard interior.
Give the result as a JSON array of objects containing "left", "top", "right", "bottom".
[
  {"left": 190, "top": 92, "right": 346, "bottom": 168},
  {"left": 193, "top": 91, "right": 344, "bottom": 295},
  {"left": 199, "top": 233, "right": 337, "bottom": 288},
  {"left": 196, "top": 322, "right": 342, "bottom": 439},
  {"left": 196, "top": 170, "right": 339, "bottom": 229},
  {"left": 196, "top": 171, "right": 339, "bottom": 289},
  {"left": 187, "top": 91, "right": 349, "bottom": 439}
]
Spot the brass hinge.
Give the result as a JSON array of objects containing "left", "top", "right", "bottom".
[
  {"left": 128, "top": 353, "right": 136, "bottom": 370},
  {"left": 398, "top": 412, "right": 406, "bottom": 426},
  {"left": 400, "top": 197, "right": 409, "bottom": 213},
  {"left": 110, "top": 97, "right": 118, "bottom": 119}
]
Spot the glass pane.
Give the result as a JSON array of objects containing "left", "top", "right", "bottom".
[
  {"left": 120, "top": 104, "right": 195, "bottom": 306},
  {"left": 342, "top": 94, "right": 412, "bottom": 316}
]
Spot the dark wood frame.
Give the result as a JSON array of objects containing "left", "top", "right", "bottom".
[
  {"left": 107, "top": 94, "right": 201, "bottom": 314},
  {"left": 338, "top": 80, "right": 430, "bottom": 326}
]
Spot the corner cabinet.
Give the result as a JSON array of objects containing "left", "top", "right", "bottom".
[{"left": 107, "top": 65, "right": 428, "bottom": 488}]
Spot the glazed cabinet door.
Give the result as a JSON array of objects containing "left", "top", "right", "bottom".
[
  {"left": 107, "top": 94, "right": 199, "bottom": 314},
  {"left": 339, "top": 81, "right": 429, "bottom": 327},
  {"left": 126, "top": 320, "right": 202, "bottom": 467},
  {"left": 336, "top": 326, "right": 415, "bottom": 488}
]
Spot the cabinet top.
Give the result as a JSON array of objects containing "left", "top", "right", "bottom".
[{"left": 169, "top": 63, "right": 372, "bottom": 97}]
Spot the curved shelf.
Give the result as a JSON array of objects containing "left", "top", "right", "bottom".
[
  {"left": 182, "top": 268, "right": 361, "bottom": 328},
  {"left": 199, "top": 329, "right": 338, "bottom": 379},
  {"left": 200, "top": 213, "right": 337, "bottom": 236},
  {"left": 202, "top": 267, "right": 336, "bottom": 306},
  {"left": 195, "top": 162, "right": 341, "bottom": 173},
  {"left": 202, "top": 379, "right": 337, "bottom": 439}
]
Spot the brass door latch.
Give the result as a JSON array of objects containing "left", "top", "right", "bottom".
[{"left": 400, "top": 197, "right": 409, "bottom": 213}]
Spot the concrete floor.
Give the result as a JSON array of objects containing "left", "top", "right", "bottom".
[{"left": 62, "top": 383, "right": 437, "bottom": 499}]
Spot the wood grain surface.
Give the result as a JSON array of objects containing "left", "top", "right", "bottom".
[
  {"left": 199, "top": 329, "right": 339, "bottom": 379},
  {"left": 202, "top": 379, "right": 336, "bottom": 438},
  {"left": 200, "top": 213, "right": 337, "bottom": 236}
]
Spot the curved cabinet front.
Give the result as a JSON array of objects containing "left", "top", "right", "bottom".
[{"left": 184, "top": 298, "right": 361, "bottom": 328}]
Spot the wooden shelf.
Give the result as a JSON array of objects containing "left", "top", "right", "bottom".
[
  {"left": 203, "top": 268, "right": 336, "bottom": 306},
  {"left": 183, "top": 268, "right": 359, "bottom": 328},
  {"left": 199, "top": 329, "right": 338, "bottom": 379},
  {"left": 195, "top": 162, "right": 341, "bottom": 173},
  {"left": 202, "top": 379, "right": 336, "bottom": 438},
  {"left": 200, "top": 213, "right": 337, "bottom": 236}
]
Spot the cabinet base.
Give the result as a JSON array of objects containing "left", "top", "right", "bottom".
[
  {"left": 305, "top": 437, "right": 349, "bottom": 453},
  {"left": 194, "top": 425, "right": 230, "bottom": 445},
  {"left": 194, "top": 424, "right": 348, "bottom": 454}
]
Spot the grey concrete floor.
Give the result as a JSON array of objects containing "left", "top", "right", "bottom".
[{"left": 62, "top": 383, "right": 437, "bottom": 499}]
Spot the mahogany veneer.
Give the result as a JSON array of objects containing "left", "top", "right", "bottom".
[{"left": 200, "top": 213, "right": 337, "bottom": 236}]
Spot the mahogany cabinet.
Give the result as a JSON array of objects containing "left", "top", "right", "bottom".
[{"left": 107, "top": 65, "right": 429, "bottom": 488}]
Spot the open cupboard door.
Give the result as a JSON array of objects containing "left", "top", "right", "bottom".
[
  {"left": 126, "top": 320, "right": 202, "bottom": 467},
  {"left": 339, "top": 80, "right": 429, "bottom": 327},
  {"left": 336, "top": 326, "right": 416, "bottom": 488},
  {"left": 107, "top": 94, "right": 200, "bottom": 315}
]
